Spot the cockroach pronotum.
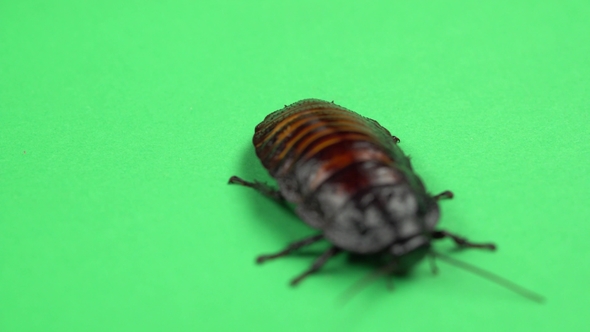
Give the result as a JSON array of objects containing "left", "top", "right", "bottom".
[{"left": 229, "top": 98, "right": 543, "bottom": 302}]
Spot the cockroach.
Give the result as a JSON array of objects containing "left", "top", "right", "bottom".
[{"left": 229, "top": 99, "right": 543, "bottom": 302}]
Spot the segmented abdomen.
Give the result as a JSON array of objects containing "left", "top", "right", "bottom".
[{"left": 253, "top": 99, "right": 411, "bottom": 202}]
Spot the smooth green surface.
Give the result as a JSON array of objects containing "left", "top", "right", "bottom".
[{"left": 1, "top": 1, "right": 589, "bottom": 331}]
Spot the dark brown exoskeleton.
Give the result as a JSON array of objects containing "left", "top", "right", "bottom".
[{"left": 229, "top": 99, "right": 542, "bottom": 301}]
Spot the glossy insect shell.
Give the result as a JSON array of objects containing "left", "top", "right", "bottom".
[{"left": 253, "top": 99, "right": 441, "bottom": 265}]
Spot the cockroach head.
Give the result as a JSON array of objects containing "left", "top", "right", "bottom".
[{"left": 388, "top": 235, "right": 432, "bottom": 273}]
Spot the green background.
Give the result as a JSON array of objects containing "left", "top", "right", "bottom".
[{"left": 1, "top": 0, "right": 589, "bottom": 331}]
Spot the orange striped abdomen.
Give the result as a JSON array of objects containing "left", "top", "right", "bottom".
[{"left": 253, "top": 99, "right": 409, "bottom": 202}]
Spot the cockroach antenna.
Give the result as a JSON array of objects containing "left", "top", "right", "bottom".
[
  {"left": 432, "top": 251, "right": 545, "bottom": 303},
  {"left": 337, "top": 261, "right": 398, "bottom": 305}
]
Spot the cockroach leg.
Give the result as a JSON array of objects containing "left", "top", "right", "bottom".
[
  {"left": 228, "top": 175, "right": 285, "bottom": 203},
  {"left": 428, "top": 251, "right": 439, "bottom": 275},
  {"left": 256, "top": 234, "right": 324, "bottom": 264},
  {"left": 433, "top": 190, "right": 454, "bottom": 201},
  {"left": 291, "top": 246, "right": 341, "bottom": 286},
  {"left": 433, "top": 230, "right": 496, "bottom": 251}
]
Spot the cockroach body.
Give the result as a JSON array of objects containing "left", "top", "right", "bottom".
[{"left": 229, "top": 99, "right": 542, "bottom": 301}]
